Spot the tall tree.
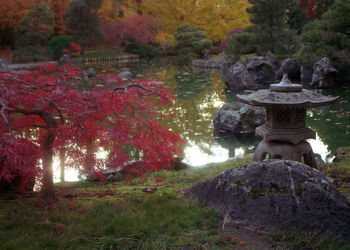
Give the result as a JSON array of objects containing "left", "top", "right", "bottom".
[
  {"left": 246, "top": 0, "right": 299, "bottom": 54},
  {"left": 15, "top": 3, "right": 54, "bottom": 48},
  {"left": 48, "top": 0, "right": 72, "bottom": 35},
  {"left": 65, "top": 0, "right": 105, "bottom": 47},
  {"left": 0, "top": 64, "right": 185, "bottom": 200}
]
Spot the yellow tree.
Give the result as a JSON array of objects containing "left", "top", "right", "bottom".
[
  {"left": 141, "top": 0, "right": 199, "bottom": 45},
  {"left": 99, "top": 0, "right": 144, "bottom": 24},
  {"left": 141, "top": 0, "right": 250, "bottom": 44},
  {"left": 194, "top": 0, "right": 251, "bottom": 42}
]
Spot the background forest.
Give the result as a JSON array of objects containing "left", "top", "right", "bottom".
[{"left": 0, "top": 0, "right": 348, "bottom": 77}]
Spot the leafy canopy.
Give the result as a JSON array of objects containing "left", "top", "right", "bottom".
[{"left": 0, "top": 64, "right": 185, "bottom": 200}]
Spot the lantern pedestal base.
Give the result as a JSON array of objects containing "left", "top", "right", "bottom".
[{"left": 253, "top": 140, "right": 317, "bottom": 168}]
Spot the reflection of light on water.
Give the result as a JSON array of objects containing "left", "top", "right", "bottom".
[
  {"left": 308, "top": 133, "right": 330, "bottom": 161},
  {"left": 235, "top": 147, "right": 245, "bottom": 156},
  {"left": 184, "top": 142, "right": 228, "bottom": 167}
]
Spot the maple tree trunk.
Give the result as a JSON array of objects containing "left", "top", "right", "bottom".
[
  {"left": 60, "top": 149, "right": 65, "bottom": 183},
  {"left": 40, "top": 112, "right": 58, "bottom": 201},
  {"left": 41, "top": 136, "right": 56, "bottom": 201}
]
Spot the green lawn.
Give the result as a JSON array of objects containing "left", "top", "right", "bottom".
[{"left": 1, "top": 156, "right": 349, "bottom": 249}]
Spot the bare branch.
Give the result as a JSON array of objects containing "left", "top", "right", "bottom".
[{"left": 0, "top": 101, "right": 15, "bottom": 139}]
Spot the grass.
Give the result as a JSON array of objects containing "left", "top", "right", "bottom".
[
  {"left": 0, "top": 157, "right": 251, "bottom": 250},
  {"left": 266, "top": 230, "right": 350, "bottom": 250},
  {"left": 83, "top": 49, "right": 123, "bottom": 57},
  {"left": 1, "top": 156, "right": 350, "bottom": 249}
]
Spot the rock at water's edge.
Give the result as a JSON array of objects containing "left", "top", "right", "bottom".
[
  {"left": 224, "top": 63, "right": 257, "bottom": 91},
  {"left": 310, "top": 57, "right": 337, "bottom": 88},
  {"left": 213, "top": 102, "right": 265, "bottom": 134},
  {"left": 276, "top": 58, "right": 300, "bottom": 79}
]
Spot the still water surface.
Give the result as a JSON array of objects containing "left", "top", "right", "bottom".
[{"left": 54, "top": 63, "right": 350, "bottom": 181}]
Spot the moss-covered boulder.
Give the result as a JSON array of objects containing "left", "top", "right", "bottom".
[{"left": 186, "top": 159, "right": 350, "bottom": 240}]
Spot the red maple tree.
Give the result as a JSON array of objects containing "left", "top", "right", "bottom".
[
  {"left": 0, "top": 64, "right": 185, "bottom": 200},
  {"left": 301, "top": 0, "right": 317, "bottom": 19},
  {"left": 102, "top": 14, "right": 158, "bottom": 46}
]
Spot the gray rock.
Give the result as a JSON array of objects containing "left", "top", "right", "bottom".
[
  {"left": 213, "top": 102, "right": 265, "bottom": 134},
  {"left": 203, "top": 49, "right": 210, "bottom": 60},
  {"left": 310, "top": 57, "right": 337, "bottom": 88},
  {"left": 117, "top": 71, "right": 133, "bottom": 80},
  {"left": 58, "top": 54, "right": 71, "bottom": 65},
  {"left": 224, "top": 63, "right": 257, "bottom": 91},
  {"left": 83, "top": 67, "right": 96, "bottom": 79},
  {"left": 300, "top": 66, "right": 313, "bottom": 84},
  {"left": 247, "top": 61, "right": 276, "bottom": 84},
  {"left": 218, "top": 60, "right": 233, "bottom": 71},
  {"left": 265, "top": 52, "right": 281, "bottom": 72},
  {"left": 88, "top": 169, "right": 125, "bottom": 182},
  {"left": 186, "top": 160, "right": 350, "bottom": 239},
  {"left": 204, "top": 60, "right": 218, "bottom": 68},
  {"left": 246, "top": 56, "right": 265, "bottom": 65},
  {"left": 276, "top": 58, "right": 301, "bottom": 79},
  {"left": 0, "top": 58, "right": 10, "bottom": 73},
  {"left": 314, "top": 153, "right": 324, "bottom": 168}
]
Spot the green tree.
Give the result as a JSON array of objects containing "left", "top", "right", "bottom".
[
  {"left": 226, "top": 0, "right": 301, "bottom": 60},
  {"left": 174, "top": 24, "right": 212, "bottom": 65},
  {"left": 299, "top": 0, "right": 350, "bottom": 77},
  {"left": 65, "top": 0, "right": 104, "bottom": 47},
  {"left": 246, "top": 0, "right": 299, "bottom": 54},
  {"left": 315, "top": 0, "right": 335, "bottom": 17},
  {"left": 15, "top": 3, "right": 54, "bottom": 48}
]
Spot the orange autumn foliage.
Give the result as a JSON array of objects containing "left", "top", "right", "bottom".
[
  {"left": 0, "top": 0, "right": 40, "bottom": 28},
  {"left": 48, "top": 0, "right": 72, "bottom": 34}
]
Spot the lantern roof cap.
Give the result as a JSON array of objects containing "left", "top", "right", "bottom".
[{"left": 237, "top": 74, "right": 339, "bottom": 108}]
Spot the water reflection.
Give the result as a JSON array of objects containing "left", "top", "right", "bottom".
[{"left": 53, "top": 64, "right": 350, "bottom": 181}]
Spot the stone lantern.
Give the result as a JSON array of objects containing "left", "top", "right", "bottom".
[{"left": 237, "top": 74, "right": 339, "bottom": 168}]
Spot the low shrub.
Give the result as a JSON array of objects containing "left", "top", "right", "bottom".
[
  {"left": 124, "top": 42, "right": 160, "bottom": 59},
  {"left": 48, "top": 35, "right": 74, "bottom": 59}
]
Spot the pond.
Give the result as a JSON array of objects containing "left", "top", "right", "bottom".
[
  {"left": 53, "top": 61, "right": 350, "bottom": 181},
  {"left": 129, "top": 61, "right": 350, "bottom": 166}
]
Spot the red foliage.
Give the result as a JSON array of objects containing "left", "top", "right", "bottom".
[
  {"left": 219, "top": 28, "right": 243, "bottom": 51},
  {"left": 102, "top": 14, "right": 158, "bottom": 46},
  {"left": 63, "top": 42, "right": 82, "bottom": 56},
  {"left": 301, "top": 0, "right": 317, "bottom": 19},
  {"left": 0, "top": 64, "right": 185, "bottom": 199}
]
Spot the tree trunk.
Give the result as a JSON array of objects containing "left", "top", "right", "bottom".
[
  {"left": 41, "top": 133, "right": 56, "bottom": 201},
  {"left": 40, "top": 112, "right": 58, "bottom": 201},
  {"left": 60, "top": 149, "right": 65, "bottom": 183}
]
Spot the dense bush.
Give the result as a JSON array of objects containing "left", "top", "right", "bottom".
[
  {"left": 15, "top": 3, "right": 54, "bottom": 48},
  {"left": 49, "top": 35, "right": 74, "bottom": 59},
  {"left": 174, "top": 24, "right": 212, "bottom": 65},
  {"left": 13, "top": 46, "right": 51, "bottom": 63},
  {"left": 124, "top": 42, "right": 160, "bottom": 59},
  {"left": 225, "top": 32, "right": 256, "bottom": 61},
  {"left": 298, "top": 0, "right": 350, "bottom": 78}
]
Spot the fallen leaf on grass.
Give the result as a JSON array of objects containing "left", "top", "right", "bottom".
[
  {"left": 142, "top": 187, "right": 157, "bottom": 194},
  {"left": 54, "top": 224, "right": 65, "bottom": 234}
]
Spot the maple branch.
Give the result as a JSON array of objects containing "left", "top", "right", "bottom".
[
  {"left": 0, "top": 101, "right": 15, "bottom": 139},
  {"left": 113, "top": 83, "right": 164, "bottom": 98}
]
